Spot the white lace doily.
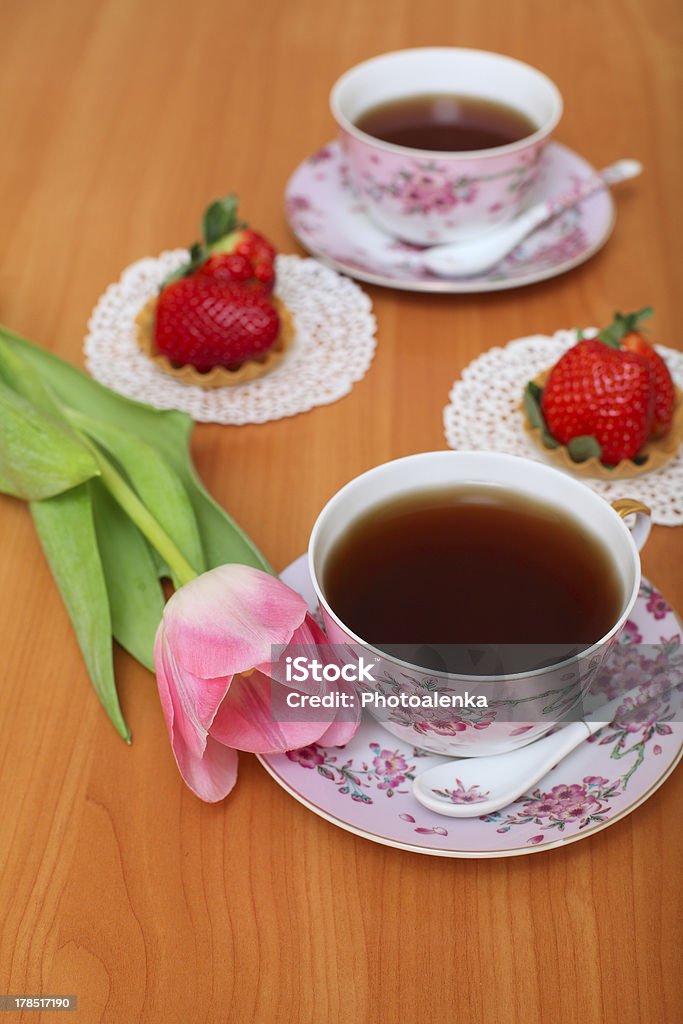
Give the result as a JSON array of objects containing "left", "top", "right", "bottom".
[
  {"left": 84, "top": 251, "right": 376, "bottom": 424},
  {"left": 443, "top": 330, "right": 683, "bottom": 526}
]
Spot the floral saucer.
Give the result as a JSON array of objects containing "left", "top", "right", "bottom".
[
  {"left": 258, "top": 556, "right": 682, "bottom": 858},
  {"left": 285, "top": 141, "right": 615, "bottom": 293}
]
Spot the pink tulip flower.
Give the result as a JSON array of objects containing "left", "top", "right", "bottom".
[{"left": 154, "top": 564, "right": 359, "bottom": 802}]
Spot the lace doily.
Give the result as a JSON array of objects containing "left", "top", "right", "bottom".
[
  {"left": 443, "top": 330, "right": 683, "bottom": 526},
  {"left": 85, "top": 251, "right": 376, "bottom": 424}
]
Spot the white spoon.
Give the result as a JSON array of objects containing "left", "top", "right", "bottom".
[
  {"left": 412, "top": 686, "right": 650, "bottom": 818},
  {"left": 416, "top": 158, "right": 642, "bottom": 278}
]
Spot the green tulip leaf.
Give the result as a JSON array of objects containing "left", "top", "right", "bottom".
[
  {"left": 0, "top": 335, "right": 64, "bottom": 416},
  {"left": 0, "top": 324, "right": 272, "bottom": 573},
  {"left": 0, "top": 377, "right": 99, "bottom": 500},
  {"left": 90, "top": 480, "right": 164, "bottom": 671},
  {"left": 30, "top": 484, "right": 130, "bottom": 741},
  {"left": 181, "top": 457, "right": 273, "bottom": 573}
]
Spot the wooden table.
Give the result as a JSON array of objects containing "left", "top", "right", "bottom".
[{"left": 1, "top": 1, "right": 681, "bottom": 1021}]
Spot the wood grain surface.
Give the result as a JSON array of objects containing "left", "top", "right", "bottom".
[{"left": 1, "top": 1, "right": 681, "bottom": 1022}]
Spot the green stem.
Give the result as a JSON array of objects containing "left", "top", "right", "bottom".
[
  {"left": 94, "top": 453, "right": 198, "bottom": 586},
  {"left": 64, "top": 411, "right": 199, "bottom": 586}
]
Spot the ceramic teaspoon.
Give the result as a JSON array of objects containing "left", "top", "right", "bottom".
[
  {"left": 412, "top": 683, "right": 662, "bottom": 818},
  {"left": 418, "top": 158, "right": 642, "bottom": 278}
]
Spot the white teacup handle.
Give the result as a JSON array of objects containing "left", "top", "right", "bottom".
[{"left": 611, "top": 498, "right": 652, "bottom": 551}]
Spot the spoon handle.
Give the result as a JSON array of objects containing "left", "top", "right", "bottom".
[
  {"left": 538, "top": 158, "right": 643, "bottom": 223},
  {"left": 418, "top": 157, "right": 643, "bottom": 278}
]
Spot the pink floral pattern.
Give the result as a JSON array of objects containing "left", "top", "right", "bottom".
[
  {"left": 432, "top": 779, "right": 491, "bottom": 805},
  {"left": 388, "top": 701, "right": 497, "bottom": 738},
  {"left": 623, "top": 620, "right": 643, "bottom": 645},
  {"left": 378, "top": 167, "right": 478, "bottom": 215},
  {"left": 643, "top": 582, "right": 671, "bottom": 620},
  {"left": 286, "top": 745, "right": 325, "bottom": 769},
  {"left": 361, "top": 157, "right": 544, "bottom": 220},
  {"left": 286, "top": 741, "right": 420, "bottom": 803},
  {"left": 483, "top": 776, "right": 621, "bottom": 842},
  {"left": 309, "top": 145, "right": 334, "bottom": 164},
  {"left": 587, "top": 632, "right": 682, "bottom": 778}
]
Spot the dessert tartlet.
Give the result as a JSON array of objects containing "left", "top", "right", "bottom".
[
  {"left": 136, "top": 294, "right": 294, "bottom": 389},
  {"left": 524, "top": 372, "right": 682, "bottom": 479},
  {"left": 136, "top": 193, "right": 292, "bottom": 388},
  {"left": 523, "top": 309, "right": 680, "bottom": 478}
]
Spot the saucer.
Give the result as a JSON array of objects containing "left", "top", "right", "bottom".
[
  {"left": 257, "top": 556, "right": 682, "bottom": 858},
  {"left": 285, "top": 141, "right": 615, "bottom": 293}
]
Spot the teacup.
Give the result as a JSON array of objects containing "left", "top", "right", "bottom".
[
  {"left": 308, "top": 452, "right": 650, "bottom": 757},
  {"left": 330, "top": 48, "right": 563, "bottom": 245}
]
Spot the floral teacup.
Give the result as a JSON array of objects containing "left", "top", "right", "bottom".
[
  {"left": 308, "top": 452, "right": 651, "bottom": 758},
  {"left": 330, "top": 48, "right": 563, "bottom": 245}
]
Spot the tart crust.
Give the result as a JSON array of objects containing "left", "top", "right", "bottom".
[{"left": 136, "top": 294, "right": 294, "bottom": 389}]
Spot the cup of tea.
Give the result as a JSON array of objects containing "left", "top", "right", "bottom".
[
  {"left": 308, "top": 451, "right": 650, "bottom": 757},
  {"left": 330, "top": 48, "right": 563, "bottom": 245}
]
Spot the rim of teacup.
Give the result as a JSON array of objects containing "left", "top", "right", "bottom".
[
  {"left": 308, "top": 451, "right": 642, "bottom": 684},
  {"left": 330, "top": 47, "right": 563, "bottom": 162}
]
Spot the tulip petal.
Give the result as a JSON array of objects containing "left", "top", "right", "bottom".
[
  {"left": 210, "top": 670, "right": 335, "bottom": 753},
  {"left": 317, "top": 717, "right": 360, "bottom": 746},
  {"left": 164, "top": 565, "right": 309, "bottom": 678},
  {"left": 316, "top": 677, "right": 361, "bottom": 746},
  {"left": 155, "top": 626, "right": 238, "bottom": 802},
  {"left": 256, "top": 612, "right": 332, "bottom": 695},
  {"left": 157, "top": 625, "right": 233, "bottom": 733},
  {"left": 287, "top": 613, "right": 328, "bottom": 648}
]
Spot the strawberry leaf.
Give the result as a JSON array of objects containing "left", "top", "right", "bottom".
[
  {"left": 523, "top": 381, "right": 545, "bottom": 430},
  {"left": 159, "top": 242, "right": 208, "bottom": 290},
  {"left": 160, "top": 194, "right": 250, "bottom": 288},
  {"left": 203, "top": 194, "right": 240, "bottom": 245},
  {"left": 567, "top": 435, "right": 603, "bottom": 463},
  {"left": 523, "top": 381, "right": 559, "bottom": 449},
  {"left": 598, "top": 307, "right": 654, "bottom": 347}
]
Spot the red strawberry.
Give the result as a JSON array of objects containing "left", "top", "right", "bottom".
[
  {"left": 196, "top": 252, "right": 254, "bottom": 286},
  {"left": 161, "top": 194, "right": 277, "bottom": 294},
  {"left": 599, "top": 308, "right": 675, "bottom": 438},
  {"left": 197, "top": 244, "right": 275, "bottom": 294},
  {"left": 540, "top": 338, "right": 655, "bottom": 464},
  {"left": 207, "top": 228, "right": 276, "bottom": 294},
  {"left": 154, "top": 277, "right": 280, "bottom": 371}
]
